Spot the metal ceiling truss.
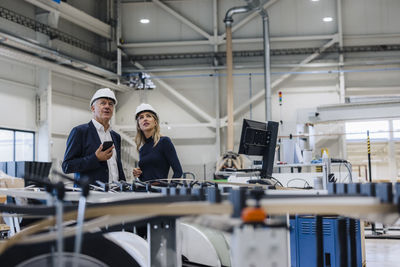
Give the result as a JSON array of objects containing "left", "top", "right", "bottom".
[
  {"left": 24, "top": 0, "right": 112, "bottom": 39},
  {"left": 220, "top": 37, "right": 339, "bottom": 125},
  {"left": 121, "top": 0, "right": 279, "bottom": 49},
  {"left": 126, "top": 43, "right": 400, "bottom": 63},
  {"left": 122, "top": 0, "right": 400, "bottom": 69},
  {"left": 0, "top": 6, "right": 113, "bottom": 60},
  {"left": 0, "top": 43, "right": 130, "bottom": 92},
  {"left": 308, "top": 100, "right": 400, "bottom": 123},
  {"left": 152, "top": 0, "right": 212, "bottom": 41},
  {"left": 134, "top": 62, "right": 215, "bottom": 124},
  {"left": 0, "top": 31, "right": 118, "bottom": 79}
]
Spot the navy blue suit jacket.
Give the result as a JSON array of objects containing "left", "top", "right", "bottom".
[{"left": 62, "top": 121, "right": 126, "bottom": 184}]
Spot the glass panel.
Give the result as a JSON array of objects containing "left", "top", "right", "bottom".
[
  {"left": 15, "top": 131, "right": 34, "bottom": 161},
  {"left": 394, "top": 120, "right": 400, "bottom": 139},
  {"left": 346, "top": 121, "right": 389, "bottom": 140},
  {"left": 0, "top": 129, "right": 14, "bottom": 161}
]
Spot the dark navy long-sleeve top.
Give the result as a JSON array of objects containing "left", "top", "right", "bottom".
[{"left": 138, "top": 136, "right": 183, "bottom": 181}]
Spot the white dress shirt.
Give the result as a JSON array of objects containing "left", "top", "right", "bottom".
[{"left": 91, "top": 119, "right": 119, "bottom": 183}]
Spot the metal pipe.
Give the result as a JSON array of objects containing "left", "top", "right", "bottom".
[
  {"left": 223, "top": 2, "right": 256, "bottom": 151},
  {"left": 260, "top": 8, "right": 271, "bottom": 121},
  {"left": 225, "top": 24, "right": 234, "bottom": 151},
  {"left": 224, "top": 6, "right": 252, "bottom": 26}
]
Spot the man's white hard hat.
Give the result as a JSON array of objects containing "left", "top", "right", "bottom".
[
  {"left": 90, "top": 88, "right": 117, "bottom": 106},
  {"left": 135, "top": 103, "right": 157, "bottom": 119}
]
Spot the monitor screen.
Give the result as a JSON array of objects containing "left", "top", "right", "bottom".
[{"left": 238, "top": 119, "right": 279, "bottom": 178}]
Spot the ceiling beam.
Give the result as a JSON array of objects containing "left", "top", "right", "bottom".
[
  {"left": 121, "top": 34, "right": 336, "bottom": 48},
  {"left": 308, "top": 100, "right": 400, "bottom": 123},
  {"left": 24, "top": 0, "right": 112, "bottom": 39},
  {"left": 220, "top": 36, "right": 338, "bottom": 123},
  {"left": 0, "top": 44, "right": 130, "bottom": 92},
  {"left": 134, "top": 62, "right": 215, "bottom": 123},
  {"left": 153, "top": 0, "right": 211, "bottom": 40},
  {"left": 121, "top": 40, "right": 210, "bottom": 48},
  {"left": 0, "top": 31, "right": 118, "bottom": 79}
]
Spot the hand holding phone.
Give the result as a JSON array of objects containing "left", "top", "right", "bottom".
[
  {"left": 101, "top": 141, "right": 114, "bottom": 151},
  {"left": 96, "top": 141, "right": 114, "bottom": 161}
]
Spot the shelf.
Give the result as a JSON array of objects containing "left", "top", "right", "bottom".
[
  {"left": 274, "top": 163, "right": 324, "bottom": 168},
  {"left": 274, "top": 162, "right": 342, "bottom": 168}
]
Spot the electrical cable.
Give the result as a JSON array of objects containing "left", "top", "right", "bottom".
[
  {"left": 267, "top": 176, "right": 283, "bottom": 187},
  {"left": 287, "top": 178, "right": 311, "bottom": 188}
]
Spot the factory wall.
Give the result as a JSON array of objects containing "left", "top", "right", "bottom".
[
  {"left": 115, "top": 67, "right": 343, "bottom": 179},
  {"left": 0, "top": 51, "right": 398, "bottom": 181},
  {"left": 0, "top": 0, "right": 399, "bottom": 181},
  {"left": 0, "top": 58, "right": 37, "bottom": 131}
]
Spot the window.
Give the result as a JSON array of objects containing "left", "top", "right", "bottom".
[
  {"left": 394, "top": 120, "right": 400, "bottom": 139},
  {"left": 345, "top": 121, "right": 389, "bottom": 140},
  {"left": 0, "top": 130, "right": 14, "bottom": 161},
  {"left": 0, "top": 128, "right": 35, "bottom": 161}
]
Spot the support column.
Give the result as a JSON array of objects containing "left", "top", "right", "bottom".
[
  {"left": 36, "top": 69, "right": 52, "bottom": 162},
  {"left": 116, "top": 0, "right": 122, "bottom": 84},
  {"left": 389, "top": 120, "right": 398, "bottom": 183},
  {"left": 213, "top": 0, "right": 220, "bottom": 160},
  {"left": 214, "top": 68, "right": 221, "bottom": 161},
  {"left": 35, "top": 12, "right": 56, "bottom": 162},
  {"left": 337, "top": 0, "right": 347, "bottom": 160}
]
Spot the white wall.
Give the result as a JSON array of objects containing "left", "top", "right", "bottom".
[
  {"left": 0, "top": 58, "right": 36, "bottom": 131},
  {"left": 1, "top": 53, "right": 398, "bottom": 180},
  {"left": 51, "top": 74, "right": 98, "bottom": 164}
]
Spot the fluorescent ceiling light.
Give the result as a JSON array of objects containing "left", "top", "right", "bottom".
[
  {"left": 140, "top": 18, "right": 150, "bottom": 24},
  {"left": 323, "top": 17, "right": 333, "bottom": 22},
  {"left": 311, "top": 0, "right": 320, "bottom": 2}
]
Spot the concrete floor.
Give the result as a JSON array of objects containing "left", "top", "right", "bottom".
[{"left": 366, "top": 239, "right": 400, "bottom": 267}]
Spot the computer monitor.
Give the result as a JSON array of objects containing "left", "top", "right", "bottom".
[{"left": 238, "top": 119, "right": 279, "bottom": 178}]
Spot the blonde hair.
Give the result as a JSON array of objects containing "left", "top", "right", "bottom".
[{"left": 135, "top": 112, "right": 161, "bottom": 151}]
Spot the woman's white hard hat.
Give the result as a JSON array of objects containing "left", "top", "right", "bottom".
[
  {"left": 90, "top": 88, "right": 117, "bottom": 106},
  {"left": 135, "top": 103, "right": 157, "bottom": 119}
]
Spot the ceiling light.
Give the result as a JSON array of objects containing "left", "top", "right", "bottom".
[
  {"left": 323, "top": 17, "right": 333, "bottom": 22},
  {"left": 140, "top": 18, "right": 150, "bottom": 24},
  {"left": 311, "top": 0, "right": 320, "bottom": 2}
]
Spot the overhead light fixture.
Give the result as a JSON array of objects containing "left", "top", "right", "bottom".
[
  {"left": 140, "top": 18, "right": 150, "bottom": 24},
  {"left": 311, "top": 0, "right": 320, "bottom": 2},
  {"left": 323, "top": 17, "right": 333, "bottom": 22}
]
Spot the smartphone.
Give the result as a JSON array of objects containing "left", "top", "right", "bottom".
[{"left": 102, "top": 141, "right": 114, "bottom": 151}]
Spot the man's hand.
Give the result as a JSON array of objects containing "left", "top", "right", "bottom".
[
  {"left": 133, "top": 167, "right": 142, "bottom": 178},
  {"left": 95, "top": 144, "right": 114, "bottom": 161}
]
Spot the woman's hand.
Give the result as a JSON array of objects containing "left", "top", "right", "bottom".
[{"left": 133, "top": 167, "right": 142, "bottom": 178}]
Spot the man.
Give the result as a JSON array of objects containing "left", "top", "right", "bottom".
[{"left": 62, "top": 88, "right": 125, "bottom": 185}]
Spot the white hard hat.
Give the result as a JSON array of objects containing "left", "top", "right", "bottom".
[
  {"left": 90, "top": 88, "right": 117, "bottom": 106},
  {"left": 135, "top": 103, "right": 157, "bottom": 119}
]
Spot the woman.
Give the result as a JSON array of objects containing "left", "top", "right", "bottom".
[{"left": 132, "top": 103, "right": 183, "bottom": 181}]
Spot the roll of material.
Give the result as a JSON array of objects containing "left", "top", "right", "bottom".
[{"left": 180, "top": 222, "right": 231, "bottom": 267}]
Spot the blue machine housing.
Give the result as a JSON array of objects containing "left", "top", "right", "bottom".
[{"left": 290, "top": 216, "right": 362, "bottom": 267}]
